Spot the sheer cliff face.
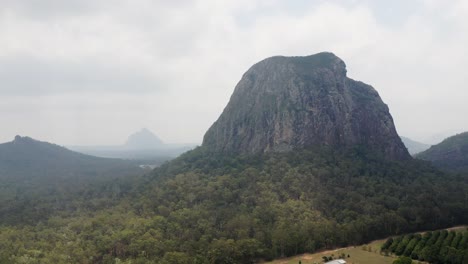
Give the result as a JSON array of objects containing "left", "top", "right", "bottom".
[{"left": 203, "top": 52, "right": 410, "bottom": 160}]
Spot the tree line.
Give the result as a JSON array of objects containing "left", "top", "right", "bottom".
[{"left": 381, "top": 229, "right": 468, "bottom": 264}]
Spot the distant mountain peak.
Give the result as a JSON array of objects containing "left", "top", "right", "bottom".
[
  {"left": 124, "top": 128, "right": 164, "bottom": 149},
  {"left": 12, "top": 135, "right": 43, "bottom": 146},
  {"left": 400, "top": 136, "right": 430, "bottom": 155},
  {"left": 14, "top": 135, "right": 32, "bottom": 142}
]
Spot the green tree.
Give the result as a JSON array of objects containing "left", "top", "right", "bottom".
[{"left": 392, "top": 256, "right": 412, "bottom": 264}]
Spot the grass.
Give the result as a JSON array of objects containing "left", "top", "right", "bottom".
[
  {"left": 261, "top": 239, "right": 397, "bottom": 264},
  {"left": 262, "top": 226, "right": 467, "bottom": 264}
]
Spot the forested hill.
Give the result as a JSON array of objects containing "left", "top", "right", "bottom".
[
  {"left": 416, "top": 132, "right": 468, "bottom": 172},
  {"left": 138, "top": 146, "right": 467, "bottom": 259},
  {"left": 0, "top": 136, "right": 143, "bottom": 226},
  {"left": 2, "top": 145, "right": 465, "bottom": 263},
  {"left": 0, "top": 135, "right": 141, "bottom": 180}
]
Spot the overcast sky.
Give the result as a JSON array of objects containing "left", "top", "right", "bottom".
[{"left": 1, "top": 0, "right": 467, "bottom": 145}]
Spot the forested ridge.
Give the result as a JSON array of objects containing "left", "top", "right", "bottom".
[
  {"left": 0, "top": 136, "right": 144, "bottom": 226},
  {"left": 416, "top": 132, "right": 468, "bottom": 172},
  {"left": 1, "top": 146, "right": 467, "bottom": 263}
]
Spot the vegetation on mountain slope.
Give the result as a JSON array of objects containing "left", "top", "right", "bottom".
[
  {"left": 0, "top": 136, "right": 143, "bottom": 226},
  {"left": 416, "top": 132, "right": 468, "bottom": 172},
  {"left": 0, "top": 146, "right": 466, "bottom": 263}
]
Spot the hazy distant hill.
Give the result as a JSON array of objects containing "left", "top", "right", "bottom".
[
  {"left": 400, "top": 136, "right": 430, "bottom": 155},
  {"left": 125, "top": 128, "right": 164, "bottom": 149},
  {"left": 416, "top": 132, "right": 468, "bottom": 172},
  {"left": 69, "top": 128, "right": 195, "bottom": 160}
]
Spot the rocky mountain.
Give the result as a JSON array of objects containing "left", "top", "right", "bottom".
[
  {"left": 401, "top": 136, "right": 430, "bottom": 155},
  {"left": 203, "top": 52, "right": 410, "bottom": 160},
  {"left": 416, "top": 132, "right": 468, "bottom": 172}
]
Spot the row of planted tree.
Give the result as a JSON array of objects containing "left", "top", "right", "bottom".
[{"left": 381, "top": 229, "right": 468, "bottom": 264}]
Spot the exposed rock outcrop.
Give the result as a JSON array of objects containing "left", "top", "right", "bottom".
[{"left": 203, "top": 52, "right": 410, "bottom": 160}]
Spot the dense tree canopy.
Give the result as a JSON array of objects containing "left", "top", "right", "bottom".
[{"left": 0, "top": 146, "right": 467, "bottom": 263}]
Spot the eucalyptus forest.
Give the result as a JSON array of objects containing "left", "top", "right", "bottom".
[{"left": 1, "top": 146, "right": 467, "bottom": 263}]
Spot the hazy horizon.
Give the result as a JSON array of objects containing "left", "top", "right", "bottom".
[{"left": 1, "top": 0, "right": 467, "bottom": 146}]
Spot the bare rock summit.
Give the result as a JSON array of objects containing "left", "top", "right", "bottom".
[{"left": 202, "top": 52, "right": 410, "bottom": 160}]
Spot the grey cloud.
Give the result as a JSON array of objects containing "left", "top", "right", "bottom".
[
  {"left": 1, "top": 0, "right": 192, "bottom": 20},
  {"left": 0, "top": 55, "right": 164, "bottom": 95},
  {"left": 0, "top": 0, "right": 467, "bottom": 145},
  {"left": 1, "top": 0, "right": 102, "bottom": 19}
]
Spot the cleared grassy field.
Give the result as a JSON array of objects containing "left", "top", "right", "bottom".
[
  {"left": 261, "top": 239, "right": 395, "bottom": 264},
  {"left": 262, "top": 226, "right": 467, "bottom": 264}
]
